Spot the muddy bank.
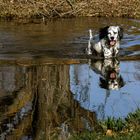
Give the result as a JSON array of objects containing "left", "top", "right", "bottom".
[{"left": 0, "top": 0, "right": 140, "bottom": 20}]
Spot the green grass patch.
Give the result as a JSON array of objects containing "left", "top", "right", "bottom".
[{"left": 70, "top": 109, "right": 140, "bottom": 140}]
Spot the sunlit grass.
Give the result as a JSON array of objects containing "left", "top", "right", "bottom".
[{"left": 70, "top": 109, "right": 140, "bottom": 140}]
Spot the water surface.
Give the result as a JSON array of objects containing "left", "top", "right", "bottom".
[{"left": 0, "top": 17, "right": 140, "bottom": 139}]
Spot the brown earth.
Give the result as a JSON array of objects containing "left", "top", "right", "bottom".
[{"left": 0, "top": 0, "right": 140, "bottom": 20}]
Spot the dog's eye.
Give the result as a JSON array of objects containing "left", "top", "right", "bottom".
[{"left": 114, "top": 32, "right": 117, "bottom": 34}]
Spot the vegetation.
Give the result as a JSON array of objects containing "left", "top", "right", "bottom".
[
  {"left": 0, "top": 0, "right": 140, "bottom": 20},
  {"left": 71, "top": 109, "right": 140, "bottom": 140}
]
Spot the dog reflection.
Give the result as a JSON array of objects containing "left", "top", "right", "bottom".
[{"left": 90, "top": 58, "right": 124, "bottom": 90}]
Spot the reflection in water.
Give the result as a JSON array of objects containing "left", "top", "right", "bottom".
[
  {"left": 89, "top": 58, "right": 125, "bottom": 90},
  {"left": 0, "top": 62, "right": 100, "bottom": 140},
  {"left": 0, "top": 65, "right": 34, "bottom": 140},
  {"left": 70, "top": 60, "right": 140, "bottom": 120},
  {"left": 0, "top": 59, "right": 140, "bottom": 139}
]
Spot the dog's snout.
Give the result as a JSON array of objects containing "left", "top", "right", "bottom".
[{"left": 111, "top": 37, "right": 114, "bottom": 40}]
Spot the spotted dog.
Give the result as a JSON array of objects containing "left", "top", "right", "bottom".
[{"left": 86, "top": 26, "right": 123, "bottom": 58}]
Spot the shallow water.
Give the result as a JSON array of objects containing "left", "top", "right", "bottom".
[{"left": 0, "top": 17, "right": 140, "bottom": 139}]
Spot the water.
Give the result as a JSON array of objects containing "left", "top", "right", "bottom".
[
  {"left": 70, "top": 60, "right": 140, "bottom": 119},
  {"left": 0, "top": 17, "right": 140, "bottom": 139}
]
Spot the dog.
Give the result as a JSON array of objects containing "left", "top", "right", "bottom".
[
  {"left": 90, "top": 58, "right": 125, "bottom": 90},
  {"left": 86, "top": 26, "right": 123, "bottom": 58}
]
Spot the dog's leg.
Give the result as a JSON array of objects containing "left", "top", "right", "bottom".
[
  {"left": 115, "top": 49, "right": 119, "bottom": 57},
  {"left": 86, "top": 39, "right": 92, "bottom": 55},
  {"left": 86, "top": 29, "right": 93, "bottom": 55},
  {"left": 113, "top": 47, "right": 119, "bottom": 57}
]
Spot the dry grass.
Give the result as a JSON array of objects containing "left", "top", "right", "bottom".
[{"left": 0, "top": 0, "right": 140, "bottom": 20}]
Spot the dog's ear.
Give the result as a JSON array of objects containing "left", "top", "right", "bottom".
[
  {"left": 99, "top": 26, "right": 109, "bottom": 40},
  {"left": 118, "top": 27, "right": 123, "bottom": 40},
  {"left": 118, "top": 75, "right": 125, "bottom": 88},
  {"left": 99, "top": 77, "right": 108, "bottom": 89}
]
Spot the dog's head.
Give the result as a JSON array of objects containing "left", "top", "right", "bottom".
[
  {"left": 98, "top": 58, "right": 125, "bottom": 90},
  {"left": 99, "top": 26, "right": 123, "bottom": 47},
  {"left": 99, "top": 69, "right": 125, "bottom": 90}
]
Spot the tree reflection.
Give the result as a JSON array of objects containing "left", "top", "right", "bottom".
[
  {"left": 0, "top": 61, "right": 100, "bottom": 140},
  {"left": 33, "top": 64, "right": 99, "bottom": 140}
]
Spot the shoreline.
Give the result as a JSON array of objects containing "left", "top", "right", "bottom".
[{"left": 0, "top": 0, "right": 140, "bottom": 21}]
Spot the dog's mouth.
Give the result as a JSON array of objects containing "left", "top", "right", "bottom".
[
  {"left": 109, "top": 40, "right": 116, "bottom": 46},
  {"left": 110, "top": 72, "right": 116, "bottom": 79}
]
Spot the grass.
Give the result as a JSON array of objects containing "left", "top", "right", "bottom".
[
  {"left": 71, "top": 132, "right": 140, "bottom": 140},
  {"left": 70, "top": 109, "right": 140, "bottom": 140},
  {"left": 0, "top": 0, "right": 140, "bottom": 20}
]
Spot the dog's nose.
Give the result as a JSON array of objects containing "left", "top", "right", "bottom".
[{"left": 111, "top": 37, "right": 114, "bottom": 40}]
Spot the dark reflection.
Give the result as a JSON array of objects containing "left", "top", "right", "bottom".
[
  {"left": 0, "top": 65, "right": 34, "bottom": 140},
  {"left": 0, "top": 61, "right": 100, "bottom": 140},
  {"left": 90, "top": 58, "right": 125, "bottom": 90},
  {"left": 32, "top": 64, "right": 101, "bottom": 140}
]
